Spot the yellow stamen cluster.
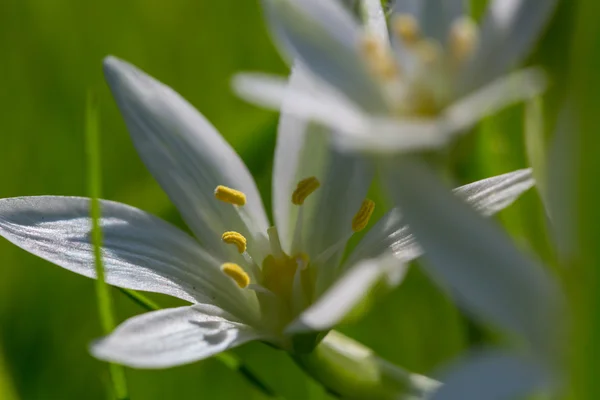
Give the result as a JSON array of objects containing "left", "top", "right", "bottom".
[
  {"left": 352, "top": 199, "right": 375, "bottom": 232},
  {"left": 214, "top": 185, "right": 246, "bottom": 206},
  {"left": 221, "top": 263, "right": 250, "bottom": 288},
  {"left": 361, "top": 36, "right": 399, "bottom": 80},
  {"left": 449, "top": 17, "right": 479, "bottom": 64},
  {"left": 392, "top": 14, "right": 420, "bottom": 46},
  {"left": 292, "top": 176, "right": 320, "bottom": 205},
  {"left": 222, "top": 231, "right": 247, "bottom": 253}
]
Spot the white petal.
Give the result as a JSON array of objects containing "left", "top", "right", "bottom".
[
  {"left": 286, "top": 256, "right": 404, "bottom": 333},
  {"left": 91, "top": 304, "right": 264, "bottom": 368},
  {"left": 360, "top": 0, "right": 390, "bottom": 42},
  {"left": 334, "top": 68, "right": 546, "bottom": 154},
  {"left": 346, "top": 169, "right": 535, "bottom": 266},
  {"left": 233, "top": 72, "right": 369, "bottom": 137},
  {"left": 453, "top": 168, "right": 535, "bottom": 217},
  {"left": 103, "top": 56, "right": 269, "bottom": 261},
  {"left": 262, "top": 0, "right": 386, "bottom": 111},
  {"left": 432, "top": 350, "right": 551, "bottom": 400},
  {"left": 459, "top": 0, "right": 557, "bottom": 94},
  {"left": 382, "top": 159, "right": 562, "bottom": 355},
  {"left": 0, "top": 196, "right": 259, "bottom": 318},
  {"left": 270, "top": 68, "right": 374, "bottom": 291}
]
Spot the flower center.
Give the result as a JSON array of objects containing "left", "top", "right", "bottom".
[
  {"left": 214, "top": 180, "right": 376, "bottom": 319},
  {"left": 360, "top": 13, "right": 479, "bottom": 118}
]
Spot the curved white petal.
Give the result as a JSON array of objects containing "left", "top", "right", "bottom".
[
  {"left": 286, "top": 256, "right": 404, "bottom": 334},
  {"left": 91, "top": 304, "right": 264, "bottom": 368},
  {"left": 382, "top": 159, "right": 562, "bottom": 355},
  {"left": 262, "top": 0, "right": 386, "bottom": 112},
  {"left": 432, "top": 350, "right": 552, "bottom": 400},
  {"left": 103, "top": 56, "right": 269, "bottom": 261},
  {"left": 0, "top": 196, "right": 259, "bottom": 319},
  {"left": 458, "top": 0, "right": 557, "bottom": 94},
  {"left": 271, "top": 68, "right": 373, "bottom": 268},
  {"left": 347, "top": 169, "right": 535, "bottom": 266}
]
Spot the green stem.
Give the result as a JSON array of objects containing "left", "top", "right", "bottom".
[
  {"left": 116, "top": 288, "right": 281, "bottom": 398},
  {"left": 86, "top": 93, "right": 129, "bottom": 400},
  {"left": 293, "top": 331, "right": 440, "bottom": 400}
]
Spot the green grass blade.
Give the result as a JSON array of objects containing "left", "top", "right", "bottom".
[
  {"left": 86, "top": 92, "right": 129, "bottom": 400},
  {"left": 117, "top": 288, "right": 281, "bottom": 398}
]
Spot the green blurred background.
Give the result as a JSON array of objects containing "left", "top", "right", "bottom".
[{"left": 0, "top": 0, "right": 582, "bottom": 399}]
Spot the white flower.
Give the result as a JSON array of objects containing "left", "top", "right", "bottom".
[
  {"left": 233, "top": 0, "right": 557, "bottom": 153},
  {"left": 0, "top": 57, "right": 536, "bottom": 368}
]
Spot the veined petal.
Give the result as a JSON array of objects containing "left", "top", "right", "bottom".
[
  {"left": 458, "top": 0, "right": 557, "bottom": 94},
  {"left": 91, "top": 304, "right": 264, "bottom": 368},
  {"left": 346, "top": 169, "right": 535, "bottom": 266},
  {"left": 270, "top": 68, "right": 374, "bottom": 291},
  {"left": 262, "top": 0, "right": 386, "bottom": 112},
  {"left": 0, "top": 196, "right": 260, "bottom": 320},
  {"left": 382, "top": 158, "right": 562, "bottom": 355},
  {"left": 103, "top": 56, "right": 269, "bottom": 261},
  {"left": 286, "top": 256, "right": 404, "bottom": 334},
  {"left": 432, "top": 350, "right": 552, "bottom": 400}
]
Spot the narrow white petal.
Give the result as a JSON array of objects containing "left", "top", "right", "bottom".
[
  {"left": 382, "top": 159, "right": 562, "bottom": 355},
  {"left": 360, "top": 0, "right": 390, "bottom": 42},
  {"left": 0, "top": 196, "right": 260, "bottom": 318},
  {"left": 448, "top": 68, "right": 547, "bottom": 133},
  {"left": 91, "top": 304, "right": 264, "bottom": 368},
  {"left": 459, "top": 0, "right": 557, "bottom": 94},
  {"left": 286, "top": 256, "right": 404, "bottom": 333},
  {"left": 233, "top": 72, "right": 369, "bottom": 137},
  {"left": 453, "top": 168, "right": 535, "bottom": 217},
  {"left": 432, "top": 350, "right": 551, "bottom": 400},
  {"left": 103, "top": 56, "right": 269, "bottom": 261},
  {"left": 346, "top": 169, "right": 535, "bottom": 266},
  {"left": 263, "top": 0, "right": 386, "bottom": 111},
  {"left": 271, "top": 68, "right": 331, "bottom": 253},
  {"left": 270, "top": 68, "right": 374, "bottom": 291}
]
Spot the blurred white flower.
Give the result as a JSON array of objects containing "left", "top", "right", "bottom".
[
  {"left": 234, "top": 0, "right": 557, "bottom": 153},
  {"left": 0, "top": 57, "right": 535, "bottom": 369}
]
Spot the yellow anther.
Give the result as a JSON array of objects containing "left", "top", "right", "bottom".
[
  {"left": 292, "top": 177, "right": 320, "bottom": 205},
  {"left": 449, "top": 17, "right": 479, "bottom": 64},
  {"left": 214, "top": 185, "right": 246, "bottom": 206},
  {"left": 393, "top": 14, "right": 420, "bottom": 45},
  {"left": 221, "top": 231, "right": 247, "bottom": 253},
  {"left": 352, "top": 199, "right": 375, "bottom": 232},
  {"left": 361, "top": 36, "right": 399, "bottom": 81},
  {"left": 221, "top": 263, "right": 250, "bottom": 288}
]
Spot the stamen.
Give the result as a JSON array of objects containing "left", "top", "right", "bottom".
[
  {"left": 221, "top": 231, "right": 247, "bottom": 253},
  {"left": 361, "top": 36, "right": 399, "bottom": 81},
  {"left": 392, "top": 14, "right": 420, "bottom": 46},
  {"left": 214, "top": 185, "right": 246, "bottom": 206},
  {"left": 449, "top": 17, "right": 479, "bottom": 64},
  {"left": 221, "top": 263, "right": 250, "bottom": 288},
  {"left": 292, "top": 177, "right": 320, "bottom": 205},
  {"left": 415, "top": 39, "right": 441, "bottom": 65},
  {"left": 352, "top": 199, "right": 375, "bottom": 232}
]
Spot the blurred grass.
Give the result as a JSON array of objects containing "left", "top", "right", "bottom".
[{"left": 0, "top": 0, "right": 575, "bottom": 399}]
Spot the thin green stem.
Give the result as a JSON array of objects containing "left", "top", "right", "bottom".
[
  {"left": 116, "top": 288, "right": 281, "bottom": 398},
  {"left": 86, "top": 93, "right": 129, "bottom": 400}
]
